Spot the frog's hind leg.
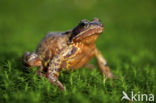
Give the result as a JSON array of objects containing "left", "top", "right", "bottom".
[
  {"left": 94, "top": 48, "right": 114, "bottom": 79},
  {"left": 22, "top": 52, "right": 42, "bottom": 68}
]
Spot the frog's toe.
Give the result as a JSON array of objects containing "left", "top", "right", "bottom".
[{"left": 106, "top": 72, "right": 114, "bottom": 80}]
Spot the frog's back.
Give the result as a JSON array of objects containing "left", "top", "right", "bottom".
[{"left": 36, "top": 32, "right": 69, "bottom": 63}]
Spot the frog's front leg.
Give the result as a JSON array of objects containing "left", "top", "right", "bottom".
[
  {"left": 94, "top": 48, "right": 114, "bottom": 79},
  {"left": 46, "top": 59, "right": 64, "bottom": 91}
]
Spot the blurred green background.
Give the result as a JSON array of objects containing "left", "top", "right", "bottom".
[{"left": 0, "top": 0, "right": 156, "bottom": 103}]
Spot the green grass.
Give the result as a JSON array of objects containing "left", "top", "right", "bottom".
[{"left": 0, "top": 0, "right": 156, "bottom": 103}]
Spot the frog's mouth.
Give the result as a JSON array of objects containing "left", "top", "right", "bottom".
[
  {"left": 69, "top": 18, "right": 104, "bottom": 42},
  {"left": 74, "top": 26, "right": 104, "bottom": 40},
  {"left": 69, "top": 20, "right": 104, "bottom": 42}
]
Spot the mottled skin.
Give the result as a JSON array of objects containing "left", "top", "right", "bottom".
[{"left": 22, "top": 18, "right": 113, "bottom": 90}]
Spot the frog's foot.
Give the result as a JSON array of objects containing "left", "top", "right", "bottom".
[
  {"left": 36, "top": 68, "right": 46, "bottom": 77},
  {"left": 36, "top": 66, "right": 64, "bottom": 90},
  {"left": 37, "top": 70, "right": 64, "bottom": 90},
  {"left": 46, "top": 73, "right": 64, "bottom": 91},
  {"left": 94, "top": 48, "right": 114, "bottom": 79},
  {"left": 37, "top": 66, "right": 47, "bottom": 77},
  {"left": 102, "top": 66, "right": 114, "bottom": 79}
]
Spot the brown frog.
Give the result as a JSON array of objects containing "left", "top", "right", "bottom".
[{"left": 22, "top": 18, "right": 113, "bottom": 90}]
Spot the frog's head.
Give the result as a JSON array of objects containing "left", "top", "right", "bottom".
[
  {"left": 69, "top": 18, "right": 104, "bottom": 44},
  {"left": 22, "top": 52, "right": 41, "bottom": 68}
]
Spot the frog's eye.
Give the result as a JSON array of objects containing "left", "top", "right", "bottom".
[{"left": 80, "top": 21, "right": 89, "bottom": 28}]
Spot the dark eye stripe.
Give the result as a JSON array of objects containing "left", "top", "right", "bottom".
[
  {"left": 68, "top": 27, "right": 81, "bottom": 43},
  {"left": 68, "top": 21, "right": 89, "bottom": 43},
  {"left": 80, "top": 21, "right": 89, "bottom": 27},
  {"left": 80, "top": 22, "right": 86, "bottom": 26}
]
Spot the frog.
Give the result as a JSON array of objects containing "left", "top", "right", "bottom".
[{"left": 22, "top": 18, "right": 113, "bottom": 90}]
